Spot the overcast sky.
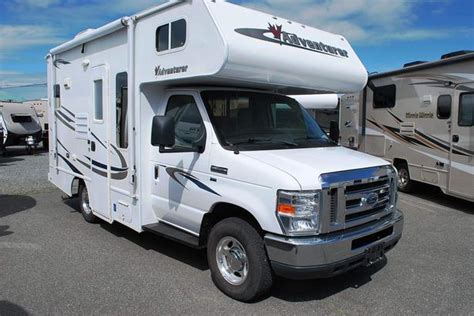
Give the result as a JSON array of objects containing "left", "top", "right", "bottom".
[{"left": 0, "top": 0, "right": 473, "bottom": 90}]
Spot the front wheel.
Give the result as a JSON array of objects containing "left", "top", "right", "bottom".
[
  {"left": 396, "top": 164, "right": 414, "bottom": 193},
  {"left": 207, "top": 217, "right": 273, "bottom": 302},
  {"left": 79, "top": 183, "right": 98, "bottom": 223}
]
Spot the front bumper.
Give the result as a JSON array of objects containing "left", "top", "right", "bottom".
[{"left": 265, "top": 210, "right": 404, "bottom": 279}]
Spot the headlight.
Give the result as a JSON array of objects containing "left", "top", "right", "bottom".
[{"left": 276, "top": 190, "right": 320, "bottom": 236}]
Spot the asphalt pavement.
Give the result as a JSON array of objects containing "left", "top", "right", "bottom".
[{"left": 1, "top": 147, "right": 473, "bottom": 315}]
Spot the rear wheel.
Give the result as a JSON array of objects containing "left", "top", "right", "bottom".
[
  {"left": 207, "top": 217, "right": 273, "bottom": 302},
  {"left": 396, "top": 164, "right": 414, "bottom": 193},
  {"left": 79, "top": 183, "right": 98, "bottom": 223}
]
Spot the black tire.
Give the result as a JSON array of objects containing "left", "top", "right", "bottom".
[
  {"left": 207, "top": 217, "right": 273, "bottom": 302},
  {"left": 78, "top": 183, "right": 99, "bottom": 223},
  {"left": 396, "top": 164, "right": 414, "bottom": 193}
]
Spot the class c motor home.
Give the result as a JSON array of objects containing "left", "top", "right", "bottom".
[
  {"left": 24, "top": 99, "right": 50, "bottom": 148},
  {"left": 340, "top": 51, "right": 474, "bottom": 201},
  {"left": 48, "top": 0, "right": 403, "bottom": 301},
  {"left": 0, "top": 101, "right": 42, "bottom": 153}
]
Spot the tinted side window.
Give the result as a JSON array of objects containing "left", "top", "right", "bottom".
[
  {"left": 94, "top": 79, "right": 103, "bottom": 121},
  {"left": 116, "top": 72, "right": 128, "bottom": 148},
  {"left": 373, "top": 85, "right": 396, "bottom": 108},
  {"left": 156, "top": 19, "right": 186, "bottom": 53},
  {"left": 171, "top": 19, "right": 186, "bottom": 49},
  {"left": 437, "top": 95, "right": 451, "bottom": 119},
  {"left": 156, "top": 24, "right": 169, "bottom": 52},
  {"left": 459, "top": 93, "right": 474, "bottom": 127},
  {"left": 166, "top": 96, "right": 205, "bottom": 150}
]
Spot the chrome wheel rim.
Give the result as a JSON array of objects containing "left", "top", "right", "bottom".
[
  {"left": 216, "top": 237, "right": 249, "bottom": 286},
  {"left": 398, "top": 169, "right": 409, "bottom": 188},
  {"left": 81, "top": 186, "right": 92, "bottom": 215}
]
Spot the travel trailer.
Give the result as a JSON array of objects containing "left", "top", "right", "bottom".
[
  {"left": 47, "top": 0, "right": 403, "bottom": 301},
  {"left": 340, "top": 51, "right": 474, "bottom": 201},
  {"left": 291, "top": 94, "right": 339, "bottom": 131},
  {"left": 24, "top": 99, "right": 49, "bottom": 148},
  {"left": 0, "top": 101, "right": 42, "bottom": 153}
]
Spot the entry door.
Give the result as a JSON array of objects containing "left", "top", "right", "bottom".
[
  {"left": 448, "top": 85, "right": 474, "bottom": 199},
  {"left": 88, "top": 65, "right": 111, "bottom": 219}
]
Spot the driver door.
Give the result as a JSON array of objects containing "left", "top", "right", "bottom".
[{"left": 150, "top": 92, "right": 214, "bottom": 235}]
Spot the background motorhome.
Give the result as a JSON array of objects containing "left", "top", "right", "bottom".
[
  {"left": 290, "top": 94, "right": 339, "bottom": 132},
  {"left": 24, "top": 99, "right": 49, "bottom": 148},
  {"left": 340, "top": 51, "right": 474, "bottom": 202},
  {"left": 0, "top": 101, "right": 43, "bottom": 153}
]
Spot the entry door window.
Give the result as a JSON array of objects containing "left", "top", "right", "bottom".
[
  {"left": 94, "top": 79, "right": 104, "bottom": 121},
  {"left": 165, "top": 95, "right": 205, "bottom": 151}
]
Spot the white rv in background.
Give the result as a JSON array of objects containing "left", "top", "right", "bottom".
[
  {"left": 0, "top": 101, "right": 42, "bottom": 154},
  {"left": 291, "top": 94, "right": 339, "bottom": 132},
  {"left": 48, "top": 0, "right": 403, "bottom": 301},
  {"left": 340, "top": 51, "right": 474, "bottom": 201},
  {"left": 24, "top": 99, "right": 49, "bottom": 148}
]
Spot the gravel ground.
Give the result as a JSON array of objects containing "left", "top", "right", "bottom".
[
  {"left": 0, "top": 147, "right": 55, "bottom": 195},
  {"left": 1, "top": 148, "right": 473, "bottom": 315}
]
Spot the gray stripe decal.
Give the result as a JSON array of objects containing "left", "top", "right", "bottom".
[
  {"left": 55, "top": 112, "right": 75, "bottom": 131},
  {"left": 61, "top": 106, "right": 76, "bottom": 118},
  {"left": 91, "top": 132, "right": 107, "bottom": 149},
  {"left": 57, "top": 110, "right": 74, "bottom": 123}
]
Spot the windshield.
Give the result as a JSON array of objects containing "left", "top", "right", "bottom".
[{"left": 201, "top": 91, "right": 335, "bottom": 151}]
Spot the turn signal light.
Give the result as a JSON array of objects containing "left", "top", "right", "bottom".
[{"left": 277, "top": 204, "right": 295, "bottom": 215}]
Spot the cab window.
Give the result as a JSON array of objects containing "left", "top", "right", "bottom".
[{"left": 165, "top": 95, "right": 206, "bottom": 151}]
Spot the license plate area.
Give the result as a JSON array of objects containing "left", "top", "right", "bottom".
[{"left": 364, "top": 242, "right": 385, "bottom": 266}]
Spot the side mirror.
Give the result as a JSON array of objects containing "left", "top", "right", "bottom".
[
  {"left": 151, "top": 115, "right": 175, "bottom": 148},
  {"left": 329, "top": 120, "right": 340, "bottom": 144}
]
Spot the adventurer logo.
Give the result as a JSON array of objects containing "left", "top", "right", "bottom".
[
  {"left": 155, "top": 65, "right": 188, "bottom": 77},
  {"left": 235, "top": 23, "right": 349, "bottom": 58}
]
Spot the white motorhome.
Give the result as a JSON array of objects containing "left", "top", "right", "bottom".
[
  {"left": 47, "top": 0, "right": 403, "bottom": 301},
  {"left": 24, "top": 99, "right": 49, "bottom": 148},
  {"left": 340, "top": 51, "right": 474, "bottom": 202},
  {"left": 0, "top": 101, "right": 42, "bottom": 153}
]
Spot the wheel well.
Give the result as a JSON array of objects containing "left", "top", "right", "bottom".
[
  {"left": 393, "top": 158, "right": 408, "bottom": 171},
  {"left": 199, "top": 203, "right": 263, "bottom": 247},
  {"left": 71, "top": 178, "right": 82, "bottom": 197}
]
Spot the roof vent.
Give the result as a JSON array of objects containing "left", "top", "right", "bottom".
[
  {"left": 441, "top": 50, "right": 474, "bottom": 59},
  {"left": 74, "top": 28, "right": 96, "bottom": 39},
  {"left": 403, "top": 61, "right": 427, "bottom": 68}
]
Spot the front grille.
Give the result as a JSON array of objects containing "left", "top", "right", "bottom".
[
  {"left": 329, "top": 188, "right": 338, "bottom": 223},
  {"left": 320, "top": 166, "right": 396, "bottom": 233},
  {"left": 344, "top": 176, "right": 391, "bottom": 224}
]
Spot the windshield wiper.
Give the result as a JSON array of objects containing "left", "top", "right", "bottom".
[
  {"left": 294, "top": 136, "right": 337, "bottom": 146},
  {"left": 270, "top": 139, "right": 299, "bottom": 147},
  {"left": 226, "top": 138, "right": 298, "bottom": 147},
  {"left": 225, "top": 137, "right": 271, "bottom": 146}
]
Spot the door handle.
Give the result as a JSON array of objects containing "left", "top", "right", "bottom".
[
  {"left": 452, "top": 135, "right": 459, "bottom": 143},
  {"left": 91, "top": 141, "right": 96, "bottom": 152}
]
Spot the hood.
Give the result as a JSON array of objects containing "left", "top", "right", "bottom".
[{"left": 241, "top": 146, "right": 390, "bottom": 190}]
